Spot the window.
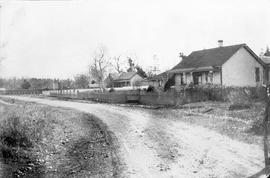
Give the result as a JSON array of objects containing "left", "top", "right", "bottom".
[
  {"left": 255, "top": 67, "right": 260, "bottom": 82},
  {"left": 180, "top": 74, "right": 184, "bottom": 85}
]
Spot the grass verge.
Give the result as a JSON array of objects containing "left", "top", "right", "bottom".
[{"left": 0, "top": 99, "right": 121, "bottom": 178}]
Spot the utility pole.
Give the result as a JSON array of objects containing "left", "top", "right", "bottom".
[
  {"left": 264, "top": 85, "right": 270, "bottom": 167},
  {"left": 0, "top": 4, "right": 2, "bottom": 63}
]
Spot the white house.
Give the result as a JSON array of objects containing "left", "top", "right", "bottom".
[
  {"left": 169, "top": 41, "right": 266, "bottom": 87},
  {"left": 108, "top": 71, "right": 144, "bottom": 88}
]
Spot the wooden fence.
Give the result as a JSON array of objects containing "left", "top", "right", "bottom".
[
  {"left": 48, "top": 86, "right": 265, "bottom": 106},
  {"left": 0, "top": 89, "right": 43, "bottom": 95}
]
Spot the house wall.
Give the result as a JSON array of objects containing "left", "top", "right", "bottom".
[
  {"left": 213, "top": 71, "right": 221, "bottom": 85},
  {"left": 175, "top": 74, "right": 182, "bottom": 86},
  {"left": 201, "top": 73, "right": 206, "bottom": 84},
  {"left": 130, "top": 74, "right": 144, "bottom": 86},
  {"left": 222, "top": 47, "right": 264, "bottom": 86}
]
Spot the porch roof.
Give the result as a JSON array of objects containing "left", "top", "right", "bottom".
[{"left": 168, "top": 66, "right": 219, "bottom": 74}]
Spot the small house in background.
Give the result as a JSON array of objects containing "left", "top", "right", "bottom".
[
  {"left": 0, "top": 88, "right": 6, "bottom": 94},
  {"left": 105, "top": 73, "right": 121, "bottom": 88},
  {"left": 89, "top": 82, "right": 100, "bottom": 89},
  {"left": 169, "top": 41, "right": 266, "bottom": 87},
  {"left": 106, "top": 71, "right": 144, "bottom": 88},
  {"left": 141, "top": 71, "right": 169, "bottom": 88}
]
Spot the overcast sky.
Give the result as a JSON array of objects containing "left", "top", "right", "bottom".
[{"left": 0, "top": 0, "right": 270, "bottom": 79}]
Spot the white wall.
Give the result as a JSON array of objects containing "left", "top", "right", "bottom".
[
  {"left": 130, "top": 74, "right": 144, "bottom": 86},
  {"left": 213, "top": 71, "right": 221, "bottom": 85},
  {"left": 175, "top": 74, "right": 182, "bottom": 86},
  {"left": 222, "top": 47, "right": 264, "bottom": 87}
]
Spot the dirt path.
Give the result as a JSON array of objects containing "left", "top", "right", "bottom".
[{"left": 1, "top": 96, "right": 264, "bottom": 178}]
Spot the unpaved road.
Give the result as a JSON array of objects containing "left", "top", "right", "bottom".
[{"left": 1, "top": 96, "right": 264, "bottom": 178}]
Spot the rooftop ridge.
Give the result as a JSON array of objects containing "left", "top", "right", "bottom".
[{"left": 193, "top": 43, "right": 246, "bottom": 53}]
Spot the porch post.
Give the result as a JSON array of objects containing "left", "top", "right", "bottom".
[
  {"left": 183, "top": 72, "right": 186, "bottom": 85},
  {"left": 190, "top": 72, "right": 193, "bottom": 83}
]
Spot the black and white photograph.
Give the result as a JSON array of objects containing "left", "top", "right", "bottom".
[{"left": 0, "top": 0, "right": 270, "bottom": 177}]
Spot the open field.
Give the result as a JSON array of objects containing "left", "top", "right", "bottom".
[
  {"left": 0, "top": 95, "right": 265, "bottom": 178},
  {"left": 0, "top": 98, "right": 122, "bottom": 178}
]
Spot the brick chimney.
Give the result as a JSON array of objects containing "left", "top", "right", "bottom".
[{"left": 218, "top": 40, "right": 223, "bottom": 47}]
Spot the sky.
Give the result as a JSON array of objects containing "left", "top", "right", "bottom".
[{"left": 0, "top": 0, "right": 270, "bottom": 79}]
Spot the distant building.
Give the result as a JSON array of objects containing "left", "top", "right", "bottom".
[
  {"left": 141, "top": 71, "right": 169, "bottom": 88},
  {"left": 106, "top": 72, "right": 144, "bottom": 88},
  {"left": 169, "top": 41, "right": 266, "bottom": 87}
]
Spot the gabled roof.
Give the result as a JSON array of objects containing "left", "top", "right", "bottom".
[
  {"left": 115, "top": 71, "right": 137, "bottom": 81},
  {"left": 172, "top": 44, "right": 245, "bottom": 70},
  {"left": 171, "top": 44, "right": 265, "bottom": 71},
  {"left": 108, "top": 73, "right": 121, "bottom": 80}
]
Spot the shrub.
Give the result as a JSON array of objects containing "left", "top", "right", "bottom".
[
  {"left": 21, "top": 80, "right": 31, "bottom": 90},
  {"left": 248, "top": 116, "right": 267, "bottom": 135},
  {"left": 108, "top": 88, "right": 115, "bottom": 92},
  {"left": 146, "top": 85, "right": 155, "bottom": 92},
  {"left": 227, "top": 89, "right": 252, "bottom": 110},
  {"left": 0, "top": 116, "right": 44, "bottom": 177}
]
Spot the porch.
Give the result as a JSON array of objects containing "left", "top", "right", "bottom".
[{"left": 169, "top": 66, "right": 221, "bottom": 86}]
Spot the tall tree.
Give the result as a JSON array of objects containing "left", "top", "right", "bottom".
[
  {"left": 135, "top": 65, "right": 147, "bottom": 78},
  {"left": 89, "top": 46, "right": 109, "bottom": 91},
  {"left": 127, "top": 57, "right": 135, "bottom": 72},
  {"left": 21, "top": 79, "right": 31, "bottom": 89},
  {"left": 74, "top": 74, "right": 89, "bottom": 89},
  {"left": 111, "top": 55, "right": 123, "bottom": 73}
]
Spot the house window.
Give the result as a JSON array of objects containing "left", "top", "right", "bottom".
[
  {"left": 180, "top": 74, "right": 184, "bottom": 85},
  {"left": 255, "top": 67, "right": 260, "bottom": 82}
]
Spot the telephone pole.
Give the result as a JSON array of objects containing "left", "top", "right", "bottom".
[{"left": 264, "top": 86, "right": 270, "bottom": 166}]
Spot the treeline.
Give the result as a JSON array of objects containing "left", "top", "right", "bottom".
[{"left": 0, "top": 76, "right": 89, "bottom": 90}]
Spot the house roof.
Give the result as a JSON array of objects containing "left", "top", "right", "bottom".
[
  {"left": 171, "top": 44, "right": 265, "bottom": 71},
  {"left": 115, "top": 71, "right": 137, "bottom": 81},
  {"left": 146, "top": 71, "right": 168, "bottom": 81},
  {"left": 108, "top": 73, "right": 121, "bottom": 80}
]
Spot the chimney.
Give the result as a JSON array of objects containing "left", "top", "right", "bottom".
[
  {"left": 179, "top": 52, "right": 185, "bottom": 61},
  {"left": 218, "top": 40, "right": 223, "bottom": 47}
]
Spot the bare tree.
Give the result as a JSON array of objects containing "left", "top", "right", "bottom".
[
  {"left": 112, "top": 55, "right": 123, "bottom": 73},
  {"left": 127, "top": 57, "right": 136, "bottom": 72},
  {"left": 89, "top": 46, "right": 109, "bottom": 91}
]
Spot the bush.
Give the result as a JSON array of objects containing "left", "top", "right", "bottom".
[
  {"left": 108, "top": 88, "right": 115, "bottom": 92},
  {"left": 146, "top": 85, "right": 155, "bottom": 92},
  {"left": 227, "top": 89, "right": 252, "bottom": 110},
  {"left": 21, "top": 80, "right": 31, "bottom": 90},
  {"left": 0, "top": 116, "right": 45, "bottom": 177},
  {"left": 248, "top": 117, "right": 267, "bottom": 135}
]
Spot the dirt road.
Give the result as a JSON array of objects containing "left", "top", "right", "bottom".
[{"left": 2, "top": 96, "right": 264, "bottom": 178}]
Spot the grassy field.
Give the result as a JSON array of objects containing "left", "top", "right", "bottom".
[
  {"left": 146, "top": 101, "right": 265, "bottom": 146},
  {"left": 0, "top": 98, "right": 121, "bottom": 178}
]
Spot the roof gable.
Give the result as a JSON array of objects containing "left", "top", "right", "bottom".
[
  {"left": 146, "top": 71, "right": 168, "bottom": 81},
  {"left": 172, "top": 44, "right": 245, "bottom": 70},
  {"left": 115, "top": 71, "right": 137, "bottom": 81}
]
